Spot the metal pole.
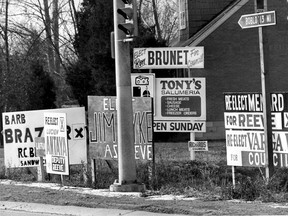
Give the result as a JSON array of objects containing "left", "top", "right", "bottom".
[
  {"left": 232, "top": 166, "right": 235, "bottom": 188},
  {"left": 110, "top": 0, "right": 144, "bottom": 192},
  {"left": 189, "top": 132, "right": 195, "bottom": 160},
  {"left": 187, "top": 67, "right": 196, "bottom": 160}
]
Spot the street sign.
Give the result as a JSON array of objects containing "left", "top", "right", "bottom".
[{"left": 238, "top": 11, "right": 276, "bottom": 29}]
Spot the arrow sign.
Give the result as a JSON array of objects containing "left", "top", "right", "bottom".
[{"left": 238, "top": 11, "right": 276, "bottom": 29}]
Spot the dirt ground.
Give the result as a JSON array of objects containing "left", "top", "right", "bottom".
[{"left": 1, "top": 180, "right": 288, "bottom": 215}]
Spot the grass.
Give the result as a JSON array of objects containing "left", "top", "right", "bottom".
[{"left": 1, "top": 141, "right": 288, "bottom": 202}]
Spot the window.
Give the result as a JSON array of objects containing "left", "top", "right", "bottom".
[{"left": 179, "top": 0, "right": 186, "bottom": 30}]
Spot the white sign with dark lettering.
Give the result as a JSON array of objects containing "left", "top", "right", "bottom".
[
  {"left": 224, "top": 92, "right": 288, "bottom": 168},
  {"left": 133, "top": 47, "right": 204, "bottom": 69},
  {"left": 3, "top": 107, "right": 86, "bottom": 168},
  {"left": 44, "top": 112, "right": 69, "bottom": 175}
]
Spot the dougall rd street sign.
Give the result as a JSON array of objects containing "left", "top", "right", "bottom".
[{"left": 238, "top": 11, "right": 276, "bottom": 29}]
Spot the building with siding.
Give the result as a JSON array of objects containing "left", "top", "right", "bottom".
[{"left": 174, "top": 0, "right": 288, "bottom": 140}]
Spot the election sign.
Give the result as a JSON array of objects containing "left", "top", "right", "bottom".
[
  {"left": 188, "top": 141, "right": 208, "bottom": 151},
  {"left": 44, "top": 112, "right": 69, "bottom": 175},
  {"left": 35, "top": 137, "right": 45, "bottom": 157},
  {"left": 224, "top": 93, "right": 288, "bottom": 130},
  {"left": 3, "top": 107, "right": 86, "bottom": 168},
  {"left": 88, "top": 96, "right": 153, "bottom": 161},
  {"left": 226, "top": 130, "right": 288, "bottom": 167},
  {"left": 224, "top": 92, "right": 288, "bottom": 167},
  {"left": 133, "top": 47, "right": 204, "bottom": 69}
]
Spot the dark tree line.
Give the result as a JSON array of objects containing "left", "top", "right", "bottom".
[{"left": 66, "top": 0, "right": 171, "bottom": 108}]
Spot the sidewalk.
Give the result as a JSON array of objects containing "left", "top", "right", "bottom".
[{"left": 0, "top": 201, "right": 186, "bottom": 216}]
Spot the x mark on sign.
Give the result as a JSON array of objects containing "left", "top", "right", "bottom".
[
  {"left": 72, "top": 124, "right": 85, "bottom": 140},
  {"left": 75, "top": 127, "right": 83, "bottom": 138},
  {"left": 284, "top": 113, "right": 288, "bottom": 128}
]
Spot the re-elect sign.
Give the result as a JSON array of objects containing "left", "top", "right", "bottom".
[
  {"left": 133, "top": 47, "right": 204, "bottom": 69},
  {"left": 44, "top": 112, "right": 69, "bottom": 175},
  {"left": 224, "top": 93, "right": 288, "bottom": 130},
  {"left": 226, "top": 130, "right": 288, "bottom": 167},
  {"left": 3, "top": 107, "right": 86, "bottom": 168},
  {"left": 224, "top": 92, "right": 288, "bottom": 167}
]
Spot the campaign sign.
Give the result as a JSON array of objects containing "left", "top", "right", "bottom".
[
  {"left": 133, "top": 47, "right": 204, "bottom": 69},
  {"left": 226, "top": 130, "right": 288, "bottom": 167},
  {"left": 44, "top": 112, "right": 69, "bottom": 175},
  {"left": 188, "top": 141, "right": 208, "bottom": 151},
  {"left": 224, "top": 92, "right": 288, "bottom": 167},
  {"left": 3, "top": 107, "right": 86, "bottom": 168},
  {"left": 88, "top": 96, "right": 153, "bottom": 160},
  {"left": 35, "top": 137, "right": 45, "bottom": 157}
]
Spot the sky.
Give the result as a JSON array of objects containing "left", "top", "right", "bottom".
[{"left": 0, "top": 0, "right": 83, "bottom": 58}]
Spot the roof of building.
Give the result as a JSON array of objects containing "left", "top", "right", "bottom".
[{"left": 173, "top": 0, "right": 249, "bottom": 47}]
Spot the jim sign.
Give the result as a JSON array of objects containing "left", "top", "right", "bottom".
[
  {"left": 133, "top": 47, "right": 204, "bottom": 69},
  {"left": 88, "top": 96, "right": 153, "bottom": 161}
]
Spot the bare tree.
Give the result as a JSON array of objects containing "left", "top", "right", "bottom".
[
  {"left": 42, "top": 0, "right": 55, "bottom": 75},
  {"left": 0, "top": 0, "right": 80, "bottom": 107},
  {"left": 138, "top": 0, "right": 178, "bottom": 44}
]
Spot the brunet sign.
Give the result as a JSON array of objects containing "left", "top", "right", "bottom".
[
  {"left": 88, "top": 96, "right": 153, "bottom": 161},
  {"left": 224, "top": 92, "right": 288, "bottom": 167},
  {"left": 133, "top": 47, "right": 204, "bottom": 69}
]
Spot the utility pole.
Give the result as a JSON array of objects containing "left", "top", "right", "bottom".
[
  {"left": 255, "top": 0, "right": 274, "bottom": 179},
  {"left": 110, "top": 0, "right": 145, "bottom": 192}
]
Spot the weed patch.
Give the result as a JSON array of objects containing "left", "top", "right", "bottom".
[{"left": 1, "top": 141, "right": 288, "bottom": 202}]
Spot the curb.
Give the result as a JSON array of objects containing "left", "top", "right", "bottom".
[{"left": 0, "top": 201, "right": 184, "bottom": 216}]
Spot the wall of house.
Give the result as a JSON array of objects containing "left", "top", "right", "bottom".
[
  {"left": 188, "top": 0, "right": 235, "bottom": 37},
  {"left": 191, "top": 1, "right": 288, "bottom": 140}
]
